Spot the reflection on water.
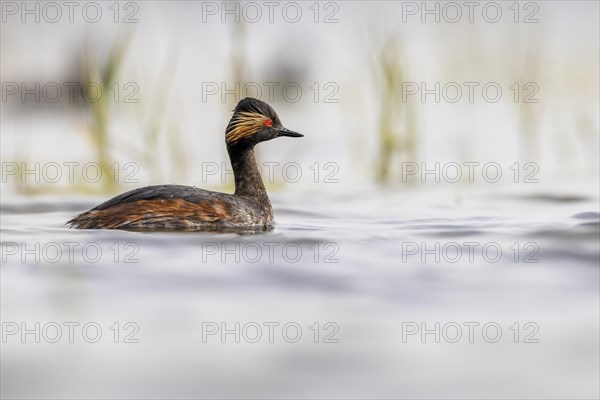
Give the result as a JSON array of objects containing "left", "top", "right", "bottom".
[{"left": 1, "top": 187, "right": 599, "bottom": 399}]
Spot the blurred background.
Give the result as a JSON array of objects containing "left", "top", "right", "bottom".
[
  {"left": 1, "top": 1, "right": 599, "bottom": 399},
  {"left": 2, "top": 0, "right": 598, "bottom": 193}
]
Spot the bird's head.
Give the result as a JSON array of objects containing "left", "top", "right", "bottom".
[{"left": 225, "top": 97, "right": 303, "bottom": 148}]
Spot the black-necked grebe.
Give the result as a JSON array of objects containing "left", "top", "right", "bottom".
[{"left": 67, "top": 97, "right": 303, "bottom": 230}]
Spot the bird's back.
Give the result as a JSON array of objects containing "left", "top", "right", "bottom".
[{"left": 67, "top": 185, "right": 273, "bottom": 230}]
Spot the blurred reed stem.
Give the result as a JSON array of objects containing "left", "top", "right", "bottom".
[
  {"left": 517, "top": 44, "right": 542, "bottom": 162},
  {"left": 83, "top": 31, "right": 132, "bottom": 192},
  {"left": 370, "top": 34, "right": 418, "bottom": 184}
]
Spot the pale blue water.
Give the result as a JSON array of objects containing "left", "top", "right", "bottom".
[{"left": 1, "top": 187, "right": 598, "bottom": 399}]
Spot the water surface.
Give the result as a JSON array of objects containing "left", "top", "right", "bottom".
[{"left": 1, "top": 187, "right": 599, "bottom": 399}]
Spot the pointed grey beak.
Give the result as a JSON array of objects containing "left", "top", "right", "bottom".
[{"left": 276, "top": 126, "right": 303, "bottom": 138}]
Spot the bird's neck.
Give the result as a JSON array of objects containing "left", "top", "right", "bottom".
[{"left": 228, "top": 145, "right": 270, "bottom": 203}]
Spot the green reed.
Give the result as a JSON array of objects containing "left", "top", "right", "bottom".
[
  {"left": 82, "top": 31, "right": 132, "bottom": 192},
  {"left": 369, "top": 33, "right": 418, "bottom": 184}
]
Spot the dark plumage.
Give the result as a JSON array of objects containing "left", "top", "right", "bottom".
[{"left": 67, "top": 98, "right": 303, "bottom": 230}]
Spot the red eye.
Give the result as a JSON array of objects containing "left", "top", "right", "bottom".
[{"left": 265, "top": 119, "right": 272, "bottom": 127}]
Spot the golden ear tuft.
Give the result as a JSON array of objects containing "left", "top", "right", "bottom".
[{"left": 226, "top": 112, "right": 268, "bottom": 144}]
